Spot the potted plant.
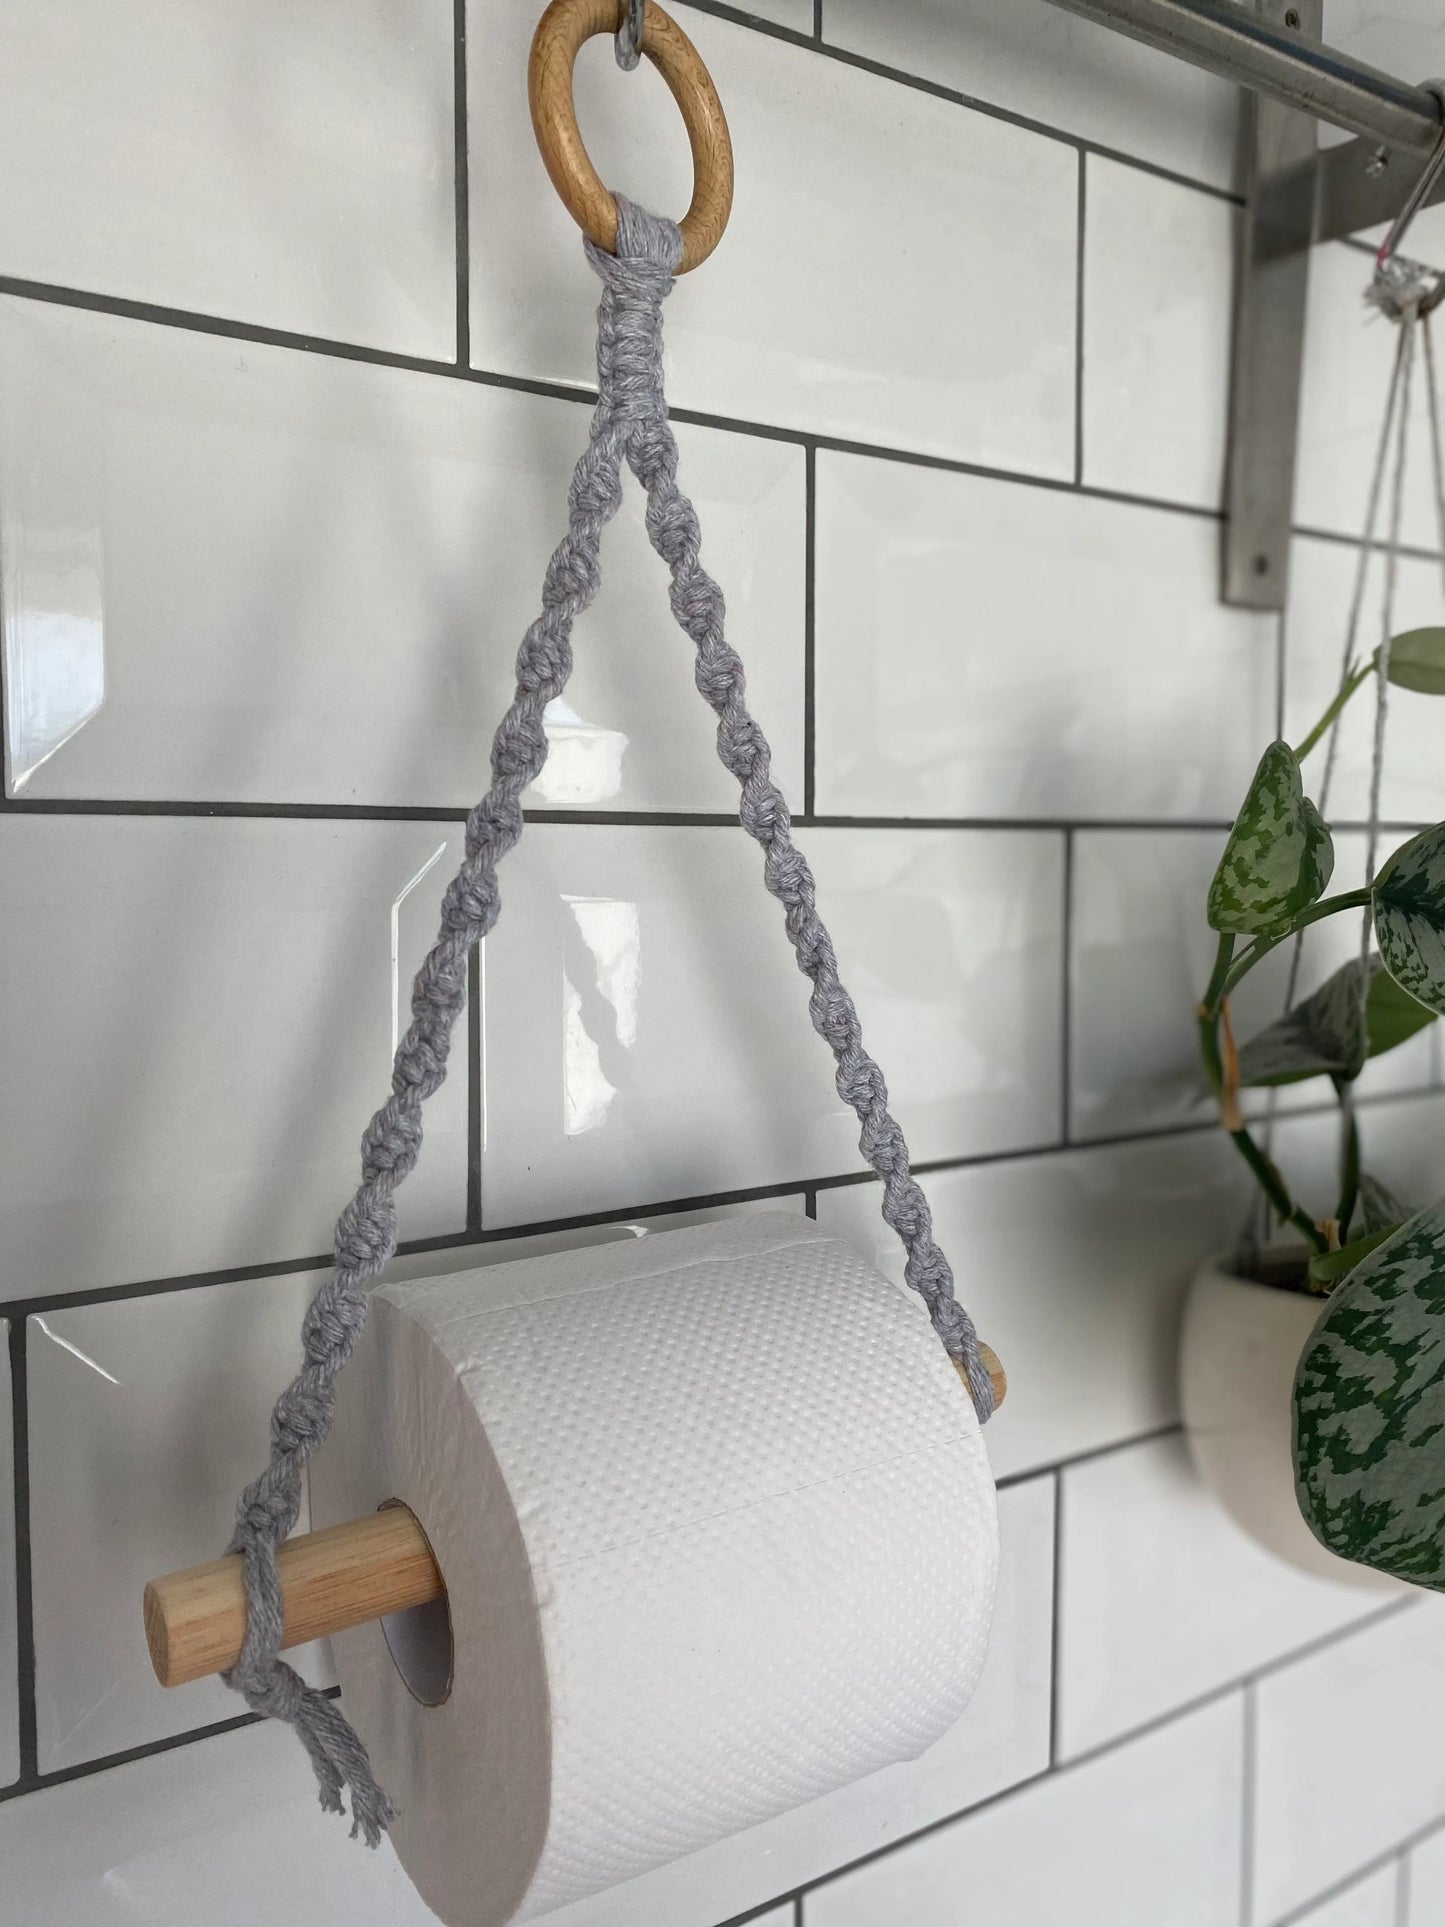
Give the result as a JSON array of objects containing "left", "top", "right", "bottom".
[{"left": 1180, "top": 628, "right": 1445, "bottom": 1588}]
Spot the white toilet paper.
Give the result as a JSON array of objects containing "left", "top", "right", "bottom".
[{"left": 311, "top": 1213, "right": 998, "bottom": 1927}]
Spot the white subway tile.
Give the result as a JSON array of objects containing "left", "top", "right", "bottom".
[
  {"left": 1070, "top": 831, "right": 1436, "bottom": 1143},
  {"left": 1295, "top": 244, "right": 1442, "bottom": 551},
  {"left": 0, "top": 816, "right": 468, "bottom": 1302},
  {"left": 1272, "top": 1092, "right": 1445, "bottom": 1234},
  {"left": 1408, "top": 1824, "right": 1445, "bottom": 1924},
  {"left": 1315, "top": 0, "right": 1445, "bottom": 100},
  {"left": 537, "top": 1475, "right": 1053, "bottom": 1927},
  {"left": 817, "top": 1132, "right": 1249, "bottom": 1479},
  {"left": 0, "top": 298, "right": 804, "bottom": 810},
  {"left": 740, "top": 0, "right": 813, "bottom": 27},
  {"left": 824, "top": 0, "right": 1239, "bottom": 189},
  {"left": 1082, "top": 159, "right": 1235, "bottom": 510},
  {"left": 0, "top": 2, "right": 455, "bottom": 356},
  {"left": 1291, "top": 1864, "right": 1400, "bottom": 1927},
  {"left": 813, "top": 452, "right": 1275, "bottom": 820},
  {"left": 467, "top": 8, "right": 1077, "bottom": 475},
  {"left": 0, "top": 1321, "right": 15, "bottom": 1786},
  {"left": 1284, "top": 536, "right": 1445, "bottom": 830},
  {"left": 804, "top": 1694, "right": 1243, "bottom": 1927},
  {"left": 478, "top": 825, "right": 1063, "bottom": 1226},
  {"left": 1056, "top": 1433, "right": 1381, "bottom": 1761},
  {"left": 0, "top": 1719, "right": 437, "bottom": 1924},
  {"left": 1253, "top": 1602, "right": 1445, "bottom": 1921},
  {"left": 27, "top": 1277, "right": 334, "bottom": 1769}
]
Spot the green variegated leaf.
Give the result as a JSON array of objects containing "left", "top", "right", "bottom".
[
  {"left": 1236, "top": 956, "right": 1432, "bottom": 1089},
  {"left": 1373, "top": 824, "right": 1445, "bottom": 1015},
  {"left": 1208, "top": 742, "right": 1334, "bottom": 937},
  {"left": 1367, "top": 963, "right": 1438, "bottom": 1057},
  {"left": 1307, "top": 1227, "right": 1399, "bottom": 1289},
  {"left": 1385, "top": 628, "right": 1445, "bottom": 695},
  {"left": 1293, "top": 1201, "right": 1445, "bottom": 1585},
  {"left": 1359, "top": 1172, "right": 1417, "bottom": 1237}
]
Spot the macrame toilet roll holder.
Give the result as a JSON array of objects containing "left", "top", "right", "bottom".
[{"left": 142, "top": 0, "right": 1005, "bottom": 1846}]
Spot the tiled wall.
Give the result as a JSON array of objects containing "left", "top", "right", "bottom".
[{"left": 3, "top": 3, "right": 1445, "bottom": 1923}]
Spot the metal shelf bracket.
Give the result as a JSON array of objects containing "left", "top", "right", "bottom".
[
  {"left": 1222, "top": 0, "right": 1323, "bottom": 609},
  {"left": 1038, "top": 0, "right": 1445, "bottom": 609}
]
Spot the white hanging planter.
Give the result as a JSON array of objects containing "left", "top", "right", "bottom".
[{"left": 1180, "top": 1255, "right": 1403, "bottom": 1592}]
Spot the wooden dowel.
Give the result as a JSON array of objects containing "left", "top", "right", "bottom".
[
  {"left": 144, "top": 1345, "right": 1005, "bottom": 1689},
  {"left": 961, "top": 1343, "right": 1009, "bottom": 1414},
  {"left": 143, "top": 1505, "right": 444, "bottom": 1689}
]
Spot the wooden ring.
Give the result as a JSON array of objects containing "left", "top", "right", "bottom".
[{"left": 529, "top": 0, "right": 734, "bottom": 274}]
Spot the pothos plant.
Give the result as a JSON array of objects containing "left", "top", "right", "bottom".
[{"left": 1195, "top": 627, "right": 1445, "bottom": 1587}]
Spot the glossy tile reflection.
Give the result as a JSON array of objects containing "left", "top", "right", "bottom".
[
  {"left": 0, "top": 299, "right": 804, "bottom": 808},
  {"left": 479, "top": 826, "right": 1064, "bottom": 1226},
  {"left": 0, "top": 1322, "right": 15, "bottom": 1787},
  {"left": 0, "top": 0, "right": 456, "bottom": 354},
  {"left": 814, "top": 453, "right": 1274, "bottom": 820},
  {"left": 27, "top": 1279, "right": 333, "bottom": 1770},
  {"left": 0, "top": 816, "right": 468, "bottom": 1301}
]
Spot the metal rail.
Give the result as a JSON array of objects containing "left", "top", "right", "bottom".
[{"left": 1038, "top": 0, "right": 1442, "bottom": 153}]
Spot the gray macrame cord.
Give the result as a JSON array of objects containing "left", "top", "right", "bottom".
[{"left": 225, "top": 196, "right": 996, "bottom": 1844}]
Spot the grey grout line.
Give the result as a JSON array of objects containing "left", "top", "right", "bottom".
[
  {"left": 466, "top": 947, "right": 482, "bottom": 1233},
  {"left": 5, "top": 1082, "right": 1437, "bottom": 1323},
  {"left": 997, "top": 1421, "right": 1182, "bottom": 1490},
  {"left": 1272, "top": 1821, "right": 1444, "bottom": 1927},
  {"left": 1293, "top": 520, "right": 1445, "bottom": 565},
  {"left": 811, "top": 0, "right": 821, "bottom": 45},
  {"left": 1398, "top": 1847, "right": 1413, "bottom": 1927},
  {"left": 3, "top": 794, "right": 1442, "bottom": 833},
  {"left": 1241, "top": 1680, "right": 1258, "bottom": 1927},
  {"left": 1075, "top": 153, "right": 1087, "bottom": 488},
  {"left": 0, "top": 1687, "right": 343, "bottom": 1809},
  {"left": 6, "top": 1319, "right": 35, "bottom": 1784},
  {"left": 1048, "top": 1466, "right": 1064, "bottom": 1768},
  {"left": 452, "top": 0, "right": 470, "bottom": 368},
  {"left": 803, "top": 443, "right": 817, "bottom": 819},
  {"left": 1060, "top": 828, "right": 1075, "bottom": 1145},
  {"left": 674, "top": 0, "right": 1246, "bottom": 208},
  {"left": 8, "top": 266, "right": 1418, "bottom": 560}
]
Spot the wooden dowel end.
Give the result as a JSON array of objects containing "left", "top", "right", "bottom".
[
  {"left": 144, "top": 1505, "right": 444, "bottom": 1689},
  {"left": 957, "top": 1343, "right": 1008, "bottom": 1413}
]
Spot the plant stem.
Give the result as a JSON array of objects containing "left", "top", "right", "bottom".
[
  {"left": 1218, "top": 888, "right": 1373, "bottom": 1000},
  {"left": 1294, "top": 657, "right": 1373, "bottom": 763},
  {"left": 1333, "top": 1072, "right": 1361, "bottom": 1237},
  {"left": 1196, "top": 931, "right": 1337, "bottom": 1258}
]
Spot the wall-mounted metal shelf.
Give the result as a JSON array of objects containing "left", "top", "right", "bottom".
[{"left": 1039, "top": 0, "right": 1445, "bottom": 609}]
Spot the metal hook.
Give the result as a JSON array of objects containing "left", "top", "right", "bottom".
[
  {"left": 1376, "top": 80, "right": 1445, "bottom": 271},
  {"left": 615, "top": 0, "right": 645, "bottom": 70}
]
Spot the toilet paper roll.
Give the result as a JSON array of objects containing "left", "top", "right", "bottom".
[{"left": 311, "top": 1213, "right": 998, "bottom": 1927}]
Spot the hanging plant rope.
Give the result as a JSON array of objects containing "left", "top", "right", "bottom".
[{"left": 1251, "top": 241, "right": 1444, "bottom": 1250}]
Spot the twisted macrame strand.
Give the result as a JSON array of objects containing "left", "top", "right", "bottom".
[{"left": 226, "top": 196, "right": 991, "bottom": 1841}]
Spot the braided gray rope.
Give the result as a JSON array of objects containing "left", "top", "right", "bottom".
[{"left": 225, "top": 195, "right": 994, "bottom": 1843}]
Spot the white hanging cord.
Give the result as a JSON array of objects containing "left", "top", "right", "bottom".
[
  {"left": 1339, "top": 306, "right": 1418, "bottom": 1211},
  {"left": 1293, "top": 319, "right": 1413, "bottom": 992},
  {"left": 1247, "top": 316, "right": 1415, "bottom": 1250},
  {"left": 1423, "top": 317, "right": 1445, "bottom": 581},
  {"left": 1374, "top": 84, "right": 1445, "bottom": 276}
]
